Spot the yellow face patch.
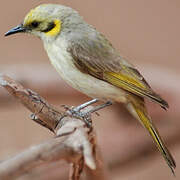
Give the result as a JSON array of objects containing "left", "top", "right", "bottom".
[
  {"left": 45, "top": 19, "right": 61, "bottom": 36},
  {"left": 24, "top": 8, "right": 36, "bottom": 26},
  {"left": 23, "top": 5, "right": 61, "bottom": 37}
]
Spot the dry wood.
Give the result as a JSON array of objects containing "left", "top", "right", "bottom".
[{"left": 0, "top": 75, "right": 107, "bottom": 180}]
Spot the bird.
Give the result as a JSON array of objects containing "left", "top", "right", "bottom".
[{"left": 5, "top": 4, "right": 176, "bottom": 174}]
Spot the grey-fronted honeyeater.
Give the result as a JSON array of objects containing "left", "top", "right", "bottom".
[{"left": 5, "top": 4, "right": 176, "bottom": 174}]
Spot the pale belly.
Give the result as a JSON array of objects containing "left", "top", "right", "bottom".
[{"left": 44, "top": 40, "right": 127, "bottom": 103}]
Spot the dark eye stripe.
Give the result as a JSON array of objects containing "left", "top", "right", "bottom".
[
  {"left": 42, "top": 22, "right": 55, "bottom": 33},
  {"left": 31, "top": 21, "right": 40, "bottom": 28}
]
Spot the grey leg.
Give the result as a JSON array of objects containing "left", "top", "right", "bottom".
[
  {"left": 88, "top": 101, "right": 112, "bottom": 114},
  {"left": 66, "top": 100, "right": 112, "bottom": 127},
  {"left": 73, "top": 99, "right": 98, "bottom": 112}
]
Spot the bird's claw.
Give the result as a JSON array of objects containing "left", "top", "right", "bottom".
[
  {"left": 61, "top": 99, "right": 112, "bottom": 127},
  {"left": 68, "top": 108, "right": 92, "bottom": 127}
]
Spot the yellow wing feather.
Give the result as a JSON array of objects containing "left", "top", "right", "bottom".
[
  {"left": 104, "top": 71, "right": 146, "bottom": 90},
  {"left": 103, "top": 71, "right": 168, "bottom": 109}
]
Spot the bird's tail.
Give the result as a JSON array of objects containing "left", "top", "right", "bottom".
[{"left": 126, "top": 95, "right": 176, "bottom": 175}]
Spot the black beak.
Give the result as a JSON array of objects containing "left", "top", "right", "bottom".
[{"left": 5, "top": 24, "right": 26, "bottom": 36}]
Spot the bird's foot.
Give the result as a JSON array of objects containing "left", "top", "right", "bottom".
[
  {"left": 61, "top": 99, "right": 112, "bottom": 127},
  {"left": 61, "top": 99, "right": 98, "bottom": 127},
  {"left": 71, "top": 109, "right": 92, "bottom": 127}
]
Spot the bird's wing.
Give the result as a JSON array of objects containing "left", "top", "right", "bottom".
[{"left": 68, "top": 38, "right": 168, "bottom": 109}]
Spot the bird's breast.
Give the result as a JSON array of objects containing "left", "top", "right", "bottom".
[{"left": 43, "top": 38, "right": 127, "bottom": 103}]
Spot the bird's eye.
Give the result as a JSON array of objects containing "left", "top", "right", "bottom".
[{"left": 31, "top": 21, "right": 40, "bottom": 28}]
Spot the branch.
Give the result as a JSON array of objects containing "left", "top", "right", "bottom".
[{"left": 0, "top": 75, "right": 107, "bottom": 180}]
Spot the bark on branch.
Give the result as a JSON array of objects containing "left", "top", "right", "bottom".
[{"left": 0, "top": 75, "right": 107, "bottom": 180}]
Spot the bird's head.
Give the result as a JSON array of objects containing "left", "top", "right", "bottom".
[{"left": 5, "top": 4, "right": 82, "bottom": 41}]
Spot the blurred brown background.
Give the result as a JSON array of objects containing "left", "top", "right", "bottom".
[{"left": 0, "top": 0, "right": 180, "bottom": 179}]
